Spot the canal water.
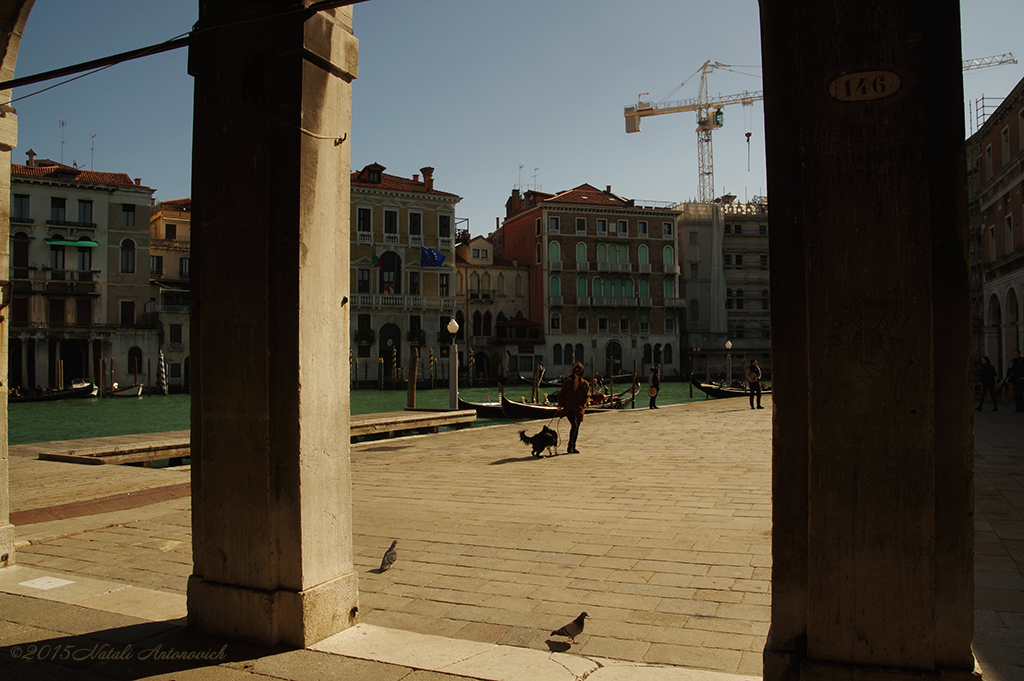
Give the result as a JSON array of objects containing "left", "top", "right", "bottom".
[{"left": 8, "top": 381, "right": 715, "bottom": 446}]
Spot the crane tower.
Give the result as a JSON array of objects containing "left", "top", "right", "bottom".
[{"left": 626, "top": 55, "right": 1018, "bottom": 204}]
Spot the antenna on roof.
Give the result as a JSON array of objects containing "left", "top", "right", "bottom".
[
  {"left": 90, "top": 133, "right": 96, "bottom": 170},
  {"left": 59, "top": 120, "right": 66, "bottom": 164}
]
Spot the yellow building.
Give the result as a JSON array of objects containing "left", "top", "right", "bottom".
[
  {"left": 350, "top": 164, "right": 461, "bottom": 382},
  {"left": 149, "top": 198, "right": 192, "bottom": 390}
]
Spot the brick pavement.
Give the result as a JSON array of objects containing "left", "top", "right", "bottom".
[{"left": 5, "top": 396, "right": 1024, "bottom": 679}]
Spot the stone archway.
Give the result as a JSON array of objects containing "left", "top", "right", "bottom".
[
  {"left": 988, "top": 292, "right": 1003, "bottom": 365},
  {"left": 1006, "top": 287, "right": 1020, "bottom": 357}
]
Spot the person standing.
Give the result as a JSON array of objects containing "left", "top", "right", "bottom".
[
  {"left": 556, "top": 362, "right": 590, "bottom": 454},
  {"left": 649, "top": 363, "right": 661, "bottom": 409},
  {"left": 1007, "top": 350, "right": 1024, "bottom": 413},
  {"left": 747, "top": 359, "right": 763, "bottom": 409},
  {"left": 977, "top": 356, "right": 998, "bottom": 412}
]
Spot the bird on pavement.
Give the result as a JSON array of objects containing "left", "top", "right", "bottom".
[
  {"left": 551, "top": 612, "right": 588, "bottom": 644},
  {"left": 379, "top": 540, "right": 397, "bottom": 571}
]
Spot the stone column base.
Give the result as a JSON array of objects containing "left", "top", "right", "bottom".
[
  {"left": 0, "top": 523, "right": 14, "bottom": 568},
  {"left": 187, "top": 571, "right": 359, "bottom": 648},
  {"left": 765, "top": 649, "right": 982, "bottom": 681}
]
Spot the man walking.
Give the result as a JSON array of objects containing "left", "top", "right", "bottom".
[
  {"left": 649, "top": 363, "right": 661, "bottom": 409},
  {"left": 748, "top": 359, "right": 763, "bottom": 409}
]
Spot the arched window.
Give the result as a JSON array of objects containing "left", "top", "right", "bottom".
[
  {"left": 483, "top": 311, "right": 492, "bottom": 336},
  {"left": 664, "top": 278, "right": 675, "bottom": 299},
  {"left": 617, "top": 244, "right": 628, "bottom": 263},
  {"left": 577, "top": 313, "right": 588, "bottom": 332},
  {"left": 577, "top": 276, "right": 588, "bottom": 297},
  {"left": 690, "top": 299, "right": 700, "bottom": 322},
  {"left": 604, "top": 279, "right": 614, "bottom": 297},
  {"left": 482, "top": 272, "right": 491, "bottom": 291},
  {"left": 575, "top": 343, "right": 585, "bottom": 365},
  {"left": 457, "top": 271, "right": 465, "bottom": 295},
  {"left": 550, "top": 312, "right": 561, "bottom": 333},
  {"left": 576, "top": 242, "right": 587, "bottom": 263},
  {"left": 664, "top": 344, "right": 673, "bottom": 365},
  {"left": 120, "top": 239, "right": 136, "bottom": 274},
  {"left": 638, "top": 244, "right": 649, "bottom": 264},
  {"left": 639, "top": 279, "right": 649, "bottom": 297},
  {"left": 497, "top": 273, "right": 505, "bottom": 294},
  {"left": 550, "top": 275, "right": 561, "bottom": 297},
  {"left": 564, "top": 343, "right": 575, "bottom": 364},
  {"left": 597, "top": 243, "right": 607, "bottom": 262},
  {"left": 593, "top": 277, "right": 603, "bottom": 298},
  {"left": 469, "top": 272, "right": 479, "bottom": 293},
  {"left": 663, "top": 245, "right": 675, "bottom": 265},
  {"left": 624, "top": 279, "right": 634, "bottom": 297},
  {"left": 613, "top": 279, "right": 623, "bottom": 298},
  {"left": 643, "top": 343, "right": 653, "bottom": 363},
  {"left": 127, "top": 346, "right": 143, "bottom": 374},
  {"left": 472, "top": 310, "right": 482, "bottom": 336},
  {"left": 553, "top": 343, "right": 563, "bottom": 364},
  {"left": 549, "top": 241, "right": 560, "bottom": 262},
  {"left": 515, "top": 274, "right": 523, "bottom": 296}
]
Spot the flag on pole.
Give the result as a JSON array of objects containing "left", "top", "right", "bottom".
[
  {"left": 371, "top": 245, "right": 383, "bottom": 269},
  {"left": 420, "top": 246, "right": 446, "bottom": 267}
]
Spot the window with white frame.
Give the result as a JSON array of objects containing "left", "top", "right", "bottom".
[
  {"left": 120, "top": 239, "right": 136, "bottom": 273},
  {"left": 409, "top": 212, "right": 422, "bottom": 236},
  {"left": 662, "top": 222, "right": 673, "bottom": 237},
  {"left": 618, "top": 220, "right": 627, "bottom": 236},
  {"left": 549, "top": 216, "right": 560, "bottom": 233},
  {"left": 384, "top": 210, "right": 398, "bottom": 234},
  {"left": 357, "top": 207, "right": 371, "bottom": 232},
  {"left": 578, "top": 313, "right": 588, "bottom": 332}
]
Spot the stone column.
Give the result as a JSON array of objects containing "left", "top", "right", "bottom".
[
  {"left": 186, "top": 1, "right": 359, "bottom": 647},
  {"left": 761, "top": 2, "right": 976, "bottom": 680}
]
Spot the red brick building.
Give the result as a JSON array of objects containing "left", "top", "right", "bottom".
[{"left": 491, "top": 184, "right": 683, "bottom": 379}]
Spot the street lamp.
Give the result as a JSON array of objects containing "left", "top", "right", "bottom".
[
  {"left": 725, "top": 340, "right": 733, "bottom": 385},
  {"left": 448, "top": 317, "right": 459, "bottom": 409}
]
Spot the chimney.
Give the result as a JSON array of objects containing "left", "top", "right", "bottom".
[
  {"left": 606, "top": 185, "right": 612, "bottom": 193},
  {"left": 26, "top": 149, "right": 36, "bottom": 167},
  {"left": 413, "top": 173, "right": 419, "bottom": 182},
  {"left": 420, "top": 166, "right": 434, "bottom": 191},
  {"left": 134, "top": 178, "right": 142, "bottom": 186}
]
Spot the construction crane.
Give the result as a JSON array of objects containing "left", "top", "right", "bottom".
[{"left": 626, "top": 54, "right": 1018, "bottom": 204}]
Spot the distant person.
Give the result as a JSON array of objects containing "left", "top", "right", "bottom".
[
  {"left": 648, "top": 363, "right": 661, "bottom": 409},
  {"left": 977, "top": 356, "right": 998, "bottom": 412},
  {"left": 556, "top": 362, "right": 590, "bottom": 454},
  {"left": 747, "top": 359, "right": 763, "bottom": 409},
  {"left": 1007, "top": 350, "right": 1024, "bottom": 413}
]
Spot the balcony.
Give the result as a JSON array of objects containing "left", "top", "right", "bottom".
[
  {"left": 550, "top": 295, "right": 563, "bottom": 306},
  {"left": 549, "top": 260, "right": 563, "bottom": 270},
  {"left": 664, "top": 264, "right": 681, "bottom": 275},
  {"left": 439, "top": 237, "right": 453, "bottom": 250},
  {"left": 468, "top": 289, "right": 497, "bottom": 302},
  {"left": 47, "top": 219, "right": 96, "bottom": 229},
  {"left": 597, "top": 262, "right": 632, "bottom": 273},
  {"left": 151, "top": 238, "right": 191, "bottom": 250},
  {"left": 409, "top": 234, "right": 423, "bottom": 247},
  {"left": 10, "top": 216, "right": 34, "bottom": 224},
  {"left": 351, "top": 293, "right": 456, "bottom": 311},
  {"left": 665, "top": 297, "right": 686, "bottom": 307},
  {"left": 357, "top": 231, "right": 373, "bottom": 244},
  {"left": 162, "top": 305, "right": 190, "bottom": 315},
  {"left": 638, "top": 263, "right": 652, "bottom": 273},
  {"left": 576, "top": 262, "right": 590, "bottom": 272},
  {"left": 383, "top": 233, "right": 400, "bottom": 245}
]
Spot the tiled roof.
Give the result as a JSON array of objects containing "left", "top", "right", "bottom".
[
  {"left": 159, "top": 198, "right": 191, "bottom": 210},
  {"left": 351, "top": 167, "right": 460, "bottom": 198},
  {"left": 545, "top": 183, "right": 633, "bottom": 207},
  {"left": 12, "top": 163, "right": 149, "bottom": 189}
]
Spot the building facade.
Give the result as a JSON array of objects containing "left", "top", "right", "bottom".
[
  {"left": 679, "top": 197, "right": 770, "bottom": 382},
  {"left": 8, "top": 154, "right": 157, "bottom": 391},
  {"left": 492, "top": 184, "right": 684, "bottom": 380},
  {"left": 970, "top": 74, "right": 1024, "bottom": 369},
  {"left": 149, "top": 197, "right": 191, "bottom": 390},
  {"left": 454, "top": 233, "right": 531, "bottom": 380},
  {"left": 350, "top": 163, "right": 460, "bottom": 383}
]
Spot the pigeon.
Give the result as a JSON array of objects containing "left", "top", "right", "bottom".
[
  {"left": 551, "top": 611, "right": 588, "bottom": 644},
  {"left": 379, "top": 540, "right": 397, "bottom": 571}
]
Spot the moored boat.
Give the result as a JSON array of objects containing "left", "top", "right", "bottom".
[
  {"left": 690, "top": 376, "right": 772, "bottom": 399},
  {"left": 457, "top": 395, "right": 505, "bottom": 418},
  {"left": 9, "top": 382, "right": 98, "bottom": 403},
  {"left": 110, "top": 383, "right": 144, "bottom": 398},
  {"left": 499, "top": 387, "right": 558, "bottom": 419}
]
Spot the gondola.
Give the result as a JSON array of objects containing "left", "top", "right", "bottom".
[
  {"left": 690, "top": 376, "right": 772, "bottom": 399},
  {"left": 457, "top": 395, "right": 505, "bottom": 419},
  {"left": 9, "top": 382, "right": 98, "bottom": 403},
  {"left": 499, "top": 387, "right": 559, "bottom": 419},
  {"left": 589, "top": 380, "right": 642, "bottom": 410}
]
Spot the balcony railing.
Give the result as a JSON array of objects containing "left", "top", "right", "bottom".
[
  {"left": 383, "top": 233, "right": 400, "bottom": 245},
  {"left": 549, "top": 260, "right": 563, "bottom": 270},
  {"left": 638, "top": 263, "right": 652, "bottom": 273},
  {"left": 351, "top": 293, "right": 456, "bottom": 311},
  {"left": 597, "top": 262, "right": 632, "bottom": 273},
  {"left": 468, "top": 289, "right": 497, "bottom": 301},
  {"left": 162, "top": 306, "right": 190, "bottom": 315},
  {"left": 47, "top": 219, "right": 96, "bottom": 229},
  {"left": 357, "top": 231, "right": 373, "bottom": 244}
]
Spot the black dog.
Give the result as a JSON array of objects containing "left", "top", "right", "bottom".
[{"left": 520, "top": 425, "right": 559, "bottom": 457}]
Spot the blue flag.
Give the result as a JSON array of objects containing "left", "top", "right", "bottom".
[{"left": 420, "top": 246, "right": 446, "bottom": 267}]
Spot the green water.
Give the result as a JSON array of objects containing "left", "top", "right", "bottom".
[{"left": 8, "top": 381, "right": 713, "bottom": 446}]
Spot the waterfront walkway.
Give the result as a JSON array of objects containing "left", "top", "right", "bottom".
[{"left": 1, "top": 398, "right": 1021, "bottom": 680}]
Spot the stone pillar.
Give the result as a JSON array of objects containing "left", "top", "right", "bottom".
[
  {"left": 761, "top": 3, "right": 976, "bottom": 680},
  {"left": 0, "top": 0, "right": 32, "bottom": 571},
  {"left": 186, "top": 1, "right": 359, "bottom": 647}
]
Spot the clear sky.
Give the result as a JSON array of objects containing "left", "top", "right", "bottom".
[{"left": 9, "top": 1, "right": 1024, "bottom": 237}]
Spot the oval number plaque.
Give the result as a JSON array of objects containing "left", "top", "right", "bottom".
[{"left": 829, "top": 71, "right": 901, "bottom": 102}]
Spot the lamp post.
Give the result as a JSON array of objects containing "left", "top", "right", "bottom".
[
  {"left": 725, "top": 340, "right": 733, "bottom": 385},
  {"left": 448, "top": 317, "right": 459, "bottom": 409}
]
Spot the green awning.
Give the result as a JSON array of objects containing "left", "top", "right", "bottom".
[{"left": 46, "top": 239, "right": 98, "bottom": 247}]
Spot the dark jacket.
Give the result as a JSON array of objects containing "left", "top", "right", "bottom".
[
  {"left": 979, "top": 362, "right": 997, "bottom": 386},
  {"left": 557, "top": 377, "right": 590, "bottom": 420}
]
